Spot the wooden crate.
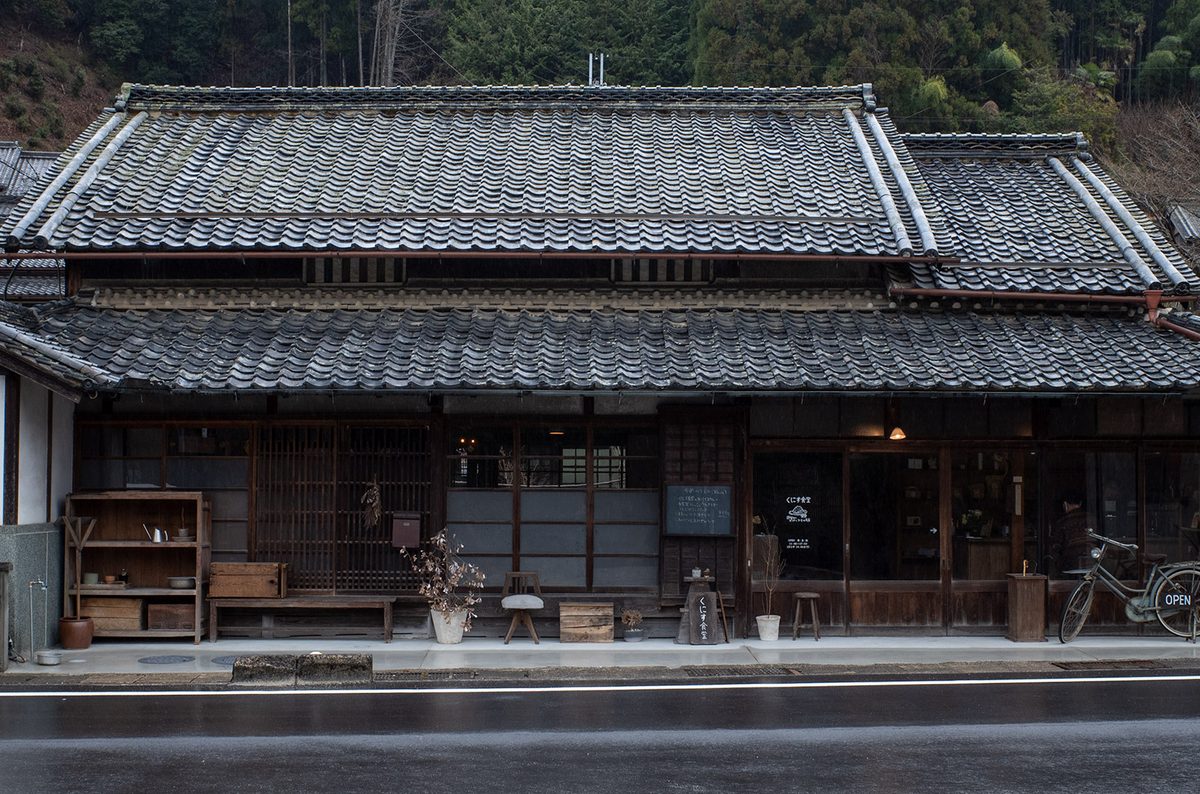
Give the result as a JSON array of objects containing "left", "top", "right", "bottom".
[
  {"left": 80, "top": 596, "right": 144, "bottom": 631},
  {"left": 559, "top": 602, "right": 614, "bottom": 643},
  {"left": 209, "top": 562, "right": 288, "bottom": 598},
  {"left": 147, "top": 603, "right": 196, "bottom": 631}
]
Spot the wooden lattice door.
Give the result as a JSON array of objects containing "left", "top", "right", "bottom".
[
  {"left": 256, "top": 423, "right": 436, "bottom": 594},
  {"left": 335, "top": 424, "right": 434, "bottom": 593},
  {"left": 256, "top": 424, "right": 337, "bottom": 591}
]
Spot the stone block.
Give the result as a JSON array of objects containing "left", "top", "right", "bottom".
[
  {"left": 231, "top": 654, "right": 297, "bottom": 685},
  {"left": 296, "top": 653, "right": 373, "bottom": 685}
]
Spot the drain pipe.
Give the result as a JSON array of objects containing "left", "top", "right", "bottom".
[
  {"left": 28, "top": 577, "right": 46, "bottom": 659},
  {"left": 1145, "top": 290, "right": 1200, "bottom": 341},
  {"left": 887, "top": 287, "right": 1191, "bottom": 305}
]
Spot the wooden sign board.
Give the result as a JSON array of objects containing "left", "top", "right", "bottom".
[
  {"left": 686, "top": 591, "right": 721, "bottom": 645},
  {"left": 665, "top": 484, "right": 732, "bottom": 535}
]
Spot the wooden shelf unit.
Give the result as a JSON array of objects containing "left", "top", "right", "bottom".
[{"left": 63, "top": 491, "right": 211, "bottom": 644}]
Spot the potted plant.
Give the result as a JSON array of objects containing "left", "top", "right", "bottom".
[
  {"left": 756, "top": 539, "right": 786, "bottom": 642},
  {"left": 401, "top": 528, "right": 486, "bottom": 644},
  {"left": 621, "top": 609, "right": 645, "bottom": 642}
]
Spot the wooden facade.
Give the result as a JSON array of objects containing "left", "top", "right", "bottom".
[{"left": 69, "top": 393, "right": 1200, "bottom": 639}]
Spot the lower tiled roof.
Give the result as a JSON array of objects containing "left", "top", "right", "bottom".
[{"left": 3, "top": 303, "right": 1197, "bottom": 394}]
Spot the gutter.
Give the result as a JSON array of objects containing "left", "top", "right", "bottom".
[
  {"left": 887, "top": 287, "right": 1186, "bottom": 305},
  {"left": 0, "top": 249, "right": 950, "bottom": 264},
  {"left": 890, "top": 286, "right": 1200, "bottom": 344}
]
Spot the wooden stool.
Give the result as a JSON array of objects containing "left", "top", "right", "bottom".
[
  {"left": 501, "top": 572, "right": 543, "bottom": 644},
  {"left": 791, "top": 592, "right": 821, "bottom": 641}
]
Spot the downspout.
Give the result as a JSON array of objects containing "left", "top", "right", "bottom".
[{"left": 1144, "top": 289, "right": 1200, "bottom": 341}]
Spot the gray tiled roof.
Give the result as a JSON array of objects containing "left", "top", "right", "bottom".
[
  {"left": 2, "top": 84, "right": 937, "bottom": 259},
  {"left": 3, "top": 302, "right": 1197, "bottom": 394},
  {"left": 903, "top": 133, "right": 1193, "bottom": 294},
  {"left": 1, "top": 142, "right": 66, "bottom": 301},
  {"left": 1170, "top": 206, "right": 1200, "bottom": 245},
  {"left": 0, "top": 143, "right": 56, "bottom": 213}
]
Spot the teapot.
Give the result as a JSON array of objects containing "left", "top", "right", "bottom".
[{"left": 143, "top": 524, "right": 168, "bottom": 543}]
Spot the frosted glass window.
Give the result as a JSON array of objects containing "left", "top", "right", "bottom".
[
  {"left": 521, "top": 524, "right": 587, "bottom": 554},
  {"left": 594, "top": 524, "right": 659, "bottom": 555},
  {"left": 520, "top": 556, "right": 587, "bottom": 587}
]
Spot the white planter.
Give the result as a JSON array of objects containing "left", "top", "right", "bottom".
[
  {"left": 431, "top": 608, "right": 468, "bottom": 644},
  {"left": 756, "top": 614, "right": 781, "bottom": 642}
]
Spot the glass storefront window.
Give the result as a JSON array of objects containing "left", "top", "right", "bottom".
[
  {"left": 446, "top": 423, "right": 659, "bottom": 591},
  {"left": 950, "top": 451, "right": 1037, "bottom": 580},
  {"left": 1145, "top": 452, "right": 1200, "bottom": 564},
  {"left": 1039, "top": 451, "right": 1136, "bottom": 578},
  {"left": 752, "top": 452, "right": 843, "bottom": 580},
  {"left": 849, "top": 452, "right": 940, "bottom": 580}
]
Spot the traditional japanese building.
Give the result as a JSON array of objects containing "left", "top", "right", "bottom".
[{"left": 1, "top": 83, "right": 1199, "bottom": 642}]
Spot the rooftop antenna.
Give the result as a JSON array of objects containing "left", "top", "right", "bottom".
[{"left": 588, "top": 53, "right": 606, "bottom": 86}]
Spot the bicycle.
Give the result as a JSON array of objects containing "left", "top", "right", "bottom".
[{"left": 1059, "top": 529, "right": 1200, "bottom": 643}]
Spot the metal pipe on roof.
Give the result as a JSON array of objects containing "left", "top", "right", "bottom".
[
  {"left": 1071, "top": 157, "right": 1191, "bottom": 292},
  {"left": 1048, "top": 157, "right": 1162, "bottom": 291},
  {"left": 864, "top": 112, "right": 938, "bottom": 256},
  {"left": 4, "top": 112, "right": 126, "bottom": 248},
  {"left": 0, "top": 249, "right": 949, "bottom": 263},
  {"left": 887, "top": 287, "right": 1186, "bottom": 304},
  {"left": 842, "top": 108, "right": 914, "bottom": 258},
  {"left": 1151, "top": 314, "right": 1200, "bottom": 342},
  {"left": 33, "top": 113, "right": 148, "bottom": 249}
]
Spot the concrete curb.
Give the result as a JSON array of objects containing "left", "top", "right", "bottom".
[{"left": 231, "top": 653, "right": 374, "bottom": 686}]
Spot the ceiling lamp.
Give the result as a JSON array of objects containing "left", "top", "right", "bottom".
[{"left": 889, "top": 426, "right": 906, "bottom": 440}]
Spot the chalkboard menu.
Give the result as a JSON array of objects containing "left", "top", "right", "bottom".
[{"left": 665, "top": 484, "right": 733, "bottom": 535}]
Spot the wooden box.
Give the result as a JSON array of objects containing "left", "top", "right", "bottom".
[
  {"left": 80, "top": 596, "right": 144, "bottom": 631},
  {"left": 1006, "top": 574, "right": 1048, "bottom": 642},
  {"left": 559, "top": 602, "right": 614, "bottom": 643},
  {"left": 209, "top": 562, "right": 288, "bottom": 598},
  {"left": 147, "top": 603, "right": 196, "bottom": 631}
]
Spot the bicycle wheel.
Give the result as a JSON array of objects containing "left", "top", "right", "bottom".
[
  {"left": 1153, "top": 567, "right": 1200, "bottom": 638},
  {"left": 1059, "top": 578, "right": 1096, "bottom": 643}
]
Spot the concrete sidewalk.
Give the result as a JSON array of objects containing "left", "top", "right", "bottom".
[{"left": 5, "top": 634, "right": 1200, "bottom": 686}]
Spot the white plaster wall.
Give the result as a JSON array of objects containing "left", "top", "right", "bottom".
[
  {"left": 17, "top": 380, "right": 49, "bottom": 524},
  {"left": 51, "top": 392, "right": 74, "bottom": 520}
]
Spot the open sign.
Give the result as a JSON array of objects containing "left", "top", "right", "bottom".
[{"left": 1161, "top": 593, "right": 1193, "bottom": 608}]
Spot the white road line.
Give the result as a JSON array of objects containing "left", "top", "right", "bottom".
[{"left": 2, "top": 674, "right": 1200, "bottom": 698}]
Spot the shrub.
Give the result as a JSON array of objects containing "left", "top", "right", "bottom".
[
  {"left": 25, "top": 68, "right": 45, "bottom": 101},
  {"left": 3, "top": 92, "right": 27, "bottom": 120},
  {"left": 69, "top": 66, "right": 86, "bottom": 97}
]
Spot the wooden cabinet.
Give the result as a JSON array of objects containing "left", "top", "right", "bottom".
[{"left": 62, "top": 491, "right": 211, "bottom": 644}]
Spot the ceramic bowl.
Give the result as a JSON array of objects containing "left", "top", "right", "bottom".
[{"left": 167, "top": 576, "right": 196, "bottom": 589}]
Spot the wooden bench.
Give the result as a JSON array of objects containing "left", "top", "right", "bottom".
[{"left": 208, "top": 596, "right": 395, "bottom": 643}]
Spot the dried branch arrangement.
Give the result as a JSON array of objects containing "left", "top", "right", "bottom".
[{"left": 400, "top": 528, "right": 486, "bottom": 630}]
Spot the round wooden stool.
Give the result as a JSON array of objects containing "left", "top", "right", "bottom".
[{"left": 791, "top": 592, "right": 821, "bottom": 641}]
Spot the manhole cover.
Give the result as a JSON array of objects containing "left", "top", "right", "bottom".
[
  {"left": 210, "top": 655, "right": 240, "bottom": 666},
  {"left": 1053, "top": 660, "right": 1167, "bottom": 671},
  {"left": 137, "top": 655, "right": 196, "bottom": 665},
  {"left": 682, "top": 665, "right": 793, "bottom": 677}
]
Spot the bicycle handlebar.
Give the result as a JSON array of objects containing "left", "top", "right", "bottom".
[{"left": 1085, "top": 529, "right": 1138, "bottom": 553}]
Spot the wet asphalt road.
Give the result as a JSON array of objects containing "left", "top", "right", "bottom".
[{"left": 3, "top": 677, "right": 1199, "bottom": 793}]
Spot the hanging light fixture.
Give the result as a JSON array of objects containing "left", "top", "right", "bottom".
[{"left": 889, "top": 426, "right": 906, "bottom": 440}]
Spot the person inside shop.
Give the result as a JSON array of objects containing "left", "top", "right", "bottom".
[{"left": 1051, "top": 489, "right": 1093, "bottom": 575}]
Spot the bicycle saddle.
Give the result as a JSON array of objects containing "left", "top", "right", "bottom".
[{"left": 1141, "top": 553, "right": 1168, "bottom": 564}]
